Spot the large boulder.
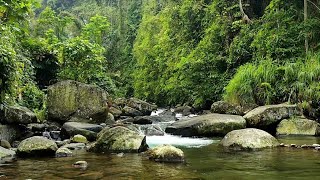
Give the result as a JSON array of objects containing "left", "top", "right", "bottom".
[
  {"left": 90, "top": 126, "right": 148, "bottom": 153},
  {"left": 17, "top": 136, "right": 58, "bottom": 157},
  {"left": 3, "top": 105, "right": 37, "bottom": 124},
  {"left": 211, "top": 101, "right": 244, "bottom": 115},
  {"left": 47, "top": 80, "right": 109, "bottom": 123},
  {"left": 276, "top": 117, "right": 319, "bottom": 136},
  {"left": 0, "top": 146, "right": 16, "bottom": 163},
  {"left": 244, "top": 104, "right": 301, "bottom": 130},
  {"left": 165, "top": 113, "right": 246, "bottom": 137},
  {"left": 60, "top": 122, "right": 103, "bottom": 141},
  {"left": 221, "top": 128, "right": 280, "bottom": 150},
  {"left": 147, "top": 144, "right": 184, "bottom": 163}
]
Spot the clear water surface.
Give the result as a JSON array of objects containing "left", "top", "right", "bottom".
[{"left": 1, "top": 136, "right": 320, "bottom": 179}]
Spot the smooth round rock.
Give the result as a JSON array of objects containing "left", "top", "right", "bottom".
[
  {"left": 17, "top": 136, "right": 58, "bottom": 157},
  {"left": 221, "top": 128, "right": 280, "bottom": 150},
  {"left": 147, "top": 144, "right": 184, "bottom": 163}
]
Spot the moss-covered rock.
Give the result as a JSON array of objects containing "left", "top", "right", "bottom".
[
  {"left": 17, "top": 136, "right": 58, "bottom": 157},
  {"left": 0, "top": 146, "right": 16, "bottom": 163},
  {"left": 221, "top": 128, "right": 280, "bottom": 150},
  {"left": 147, "top": 144, "right": 184, "bottom": 163},
  {"left": 244, "top": 104, "right": 301, "bottom": 129},
  {"left": 211, "top": 101, "right": 244, "bottom": 115},
  {"left": 55, "top": 147, "right": 73, "bottom": 158},
  {"left": 90, "top": 126, "right": 148, "bottom": 153},
  {"left": 47, "top": 80, "right": 109, "bottom": 123},
  {"left": 71, "top": 134, "right": 88, "bottom": 143},
  {"left": 276, "top": 117, "right": 319, "bottom": 136},
  {"left": 4, "top": 105, "right": 37, "bottom": 124},
  {"left": 165, "top": 113, "right": 246, "bottom": 137}
]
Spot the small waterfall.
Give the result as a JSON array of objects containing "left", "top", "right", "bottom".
[{"left": 146, "top": 108, "right": 215, "bottom": 148}]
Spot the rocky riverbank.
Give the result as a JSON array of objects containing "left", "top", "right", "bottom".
[{"left": 1, "top": 80, "right": 320, "bottom": 165}]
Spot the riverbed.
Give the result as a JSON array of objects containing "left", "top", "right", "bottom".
[{"left": 1, "top": 136, "right": 320, "bottom": 179}]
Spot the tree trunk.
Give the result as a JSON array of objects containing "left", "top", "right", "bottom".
[
  {"left": 239, "top": 0, "right": 252, "bottom": 23},
  {"left": 304, "top": 0, "right": 308, "bottom": 54}
]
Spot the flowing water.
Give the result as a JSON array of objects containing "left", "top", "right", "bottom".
[{"left": 1, "top": 136, "right": 320, "bottom": 179}]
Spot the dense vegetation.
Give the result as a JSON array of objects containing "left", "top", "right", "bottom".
[{"left": 1, "top": 0, "right": 320, "bottom": 116}]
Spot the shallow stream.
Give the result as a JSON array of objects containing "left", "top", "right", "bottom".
[{"left": 1, "top": 136, "right": 320, "bottom": 179}]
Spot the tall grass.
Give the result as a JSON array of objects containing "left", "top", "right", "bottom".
[{"left": 224, "top": 53, "right": 320, "bottom": 106}]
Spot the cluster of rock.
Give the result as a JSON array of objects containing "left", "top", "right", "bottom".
[
  {"left": 0, "top": 80, "right": 184, "bottom": 164},
  {"left": 3, "top": 80, "right": 320, "bottom": 165}
]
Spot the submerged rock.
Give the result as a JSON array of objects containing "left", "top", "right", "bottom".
[
  {"left": 0, "top": 146, "right": 16, "bottom": 163},
  {"left": 221, "top": 128, "right": 279, "bottom": 150},
  {"left": 244, "top": 104, "right": 301, "bottom": 129},
  {"left": 276, "top": 117, "right": 319, "bottom": 136},
  {"left": 90, "top": 126, "right": 148, "bottom": 153},
  {"left": 60, "top": 122, "right": 103, "bottom": 141},
  {"left": 17, "top": 136, "right": 58, "bottom": 157},
  {"left": 147, "top": 144, "right": 184, "bottom": 163},
  {"left": 61, "top": 143, "right": 86, "bottom": 150},
  {"left": 165, "top": 113, "right": 246, "bottom": 137},
  {"left": 55, "top": 147, "right": 73, "bottom": 158},
  {"left": 47, "top": 80, "right": 109, "bottom": 123},
  {"left": 3, "top": 105, "right": 37, "bottom": 124},
  {"left": 73, "top": 161, "right": 88, "bottom": 169}
]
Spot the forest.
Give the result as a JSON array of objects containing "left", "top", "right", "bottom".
[{"left": 1, "top": 0, "right": 320, "bottom": 118}]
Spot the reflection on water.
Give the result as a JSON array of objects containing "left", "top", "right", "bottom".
[{"left": 1, "top": 136, "right": 320, "bottom": 179}]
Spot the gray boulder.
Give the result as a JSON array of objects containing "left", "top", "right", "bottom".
[
  {"left": 122, "top": 106, "right": 143, "bottom": 117},
  {"left": 165, "top": 113, "right": 246, "bottom": 137},
  {"left": 140, "top": 124, "right": 165, "bottom": 136},
  {"left": 3, "top": 105, "right": 37, "bottom": 124},
  {"left": 147, "top": 144, "right": 184, "bottom": 163},
  {"left": 114, "top": 98, "right": 157, "bottom": 116},
  {"left": 90, "top": 126, "right": 148, "bottom": 153},
  {"left": 17, "top": 136, "right": 58, "bottom": 157},
  {"left": 244, "top": 104, "right": 301, "bottom": 129},
  {"left": 109, "top": 107, "right": 122, "bottom": 118},
  {"left": 60, "top": 122, "right": 103, "bottom": 141},
  {"left": 276, "top": 117, "right": 319, "bottom": 136},
  {"left": 174, "top": 105, "right": 193, "bottom": 116},
  {"left": 221, "top": 128, "right": 280, "bottom": 150},
  {"left": 0, "top": 146, "right": 16, "bottom": 163},
  {"left": 0, "top": 125, "right": 23, "bottom": 143},
  {"left": 47, "top": 80, "right": 108, "bottom": 123}
]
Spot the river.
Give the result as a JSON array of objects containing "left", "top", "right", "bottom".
[{"left": 1, "top": 136, "right": 320, "bottom": 179}]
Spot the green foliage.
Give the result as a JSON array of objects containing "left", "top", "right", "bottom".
[
  {"left": 58, "top": 37, "right": 105, "bottom": 83},
  {"left": 224, "top": 54, "right": 320, "bottom": 106},
  {"left": 81, "top": 15, "right": 110, "bottom": 45}
]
